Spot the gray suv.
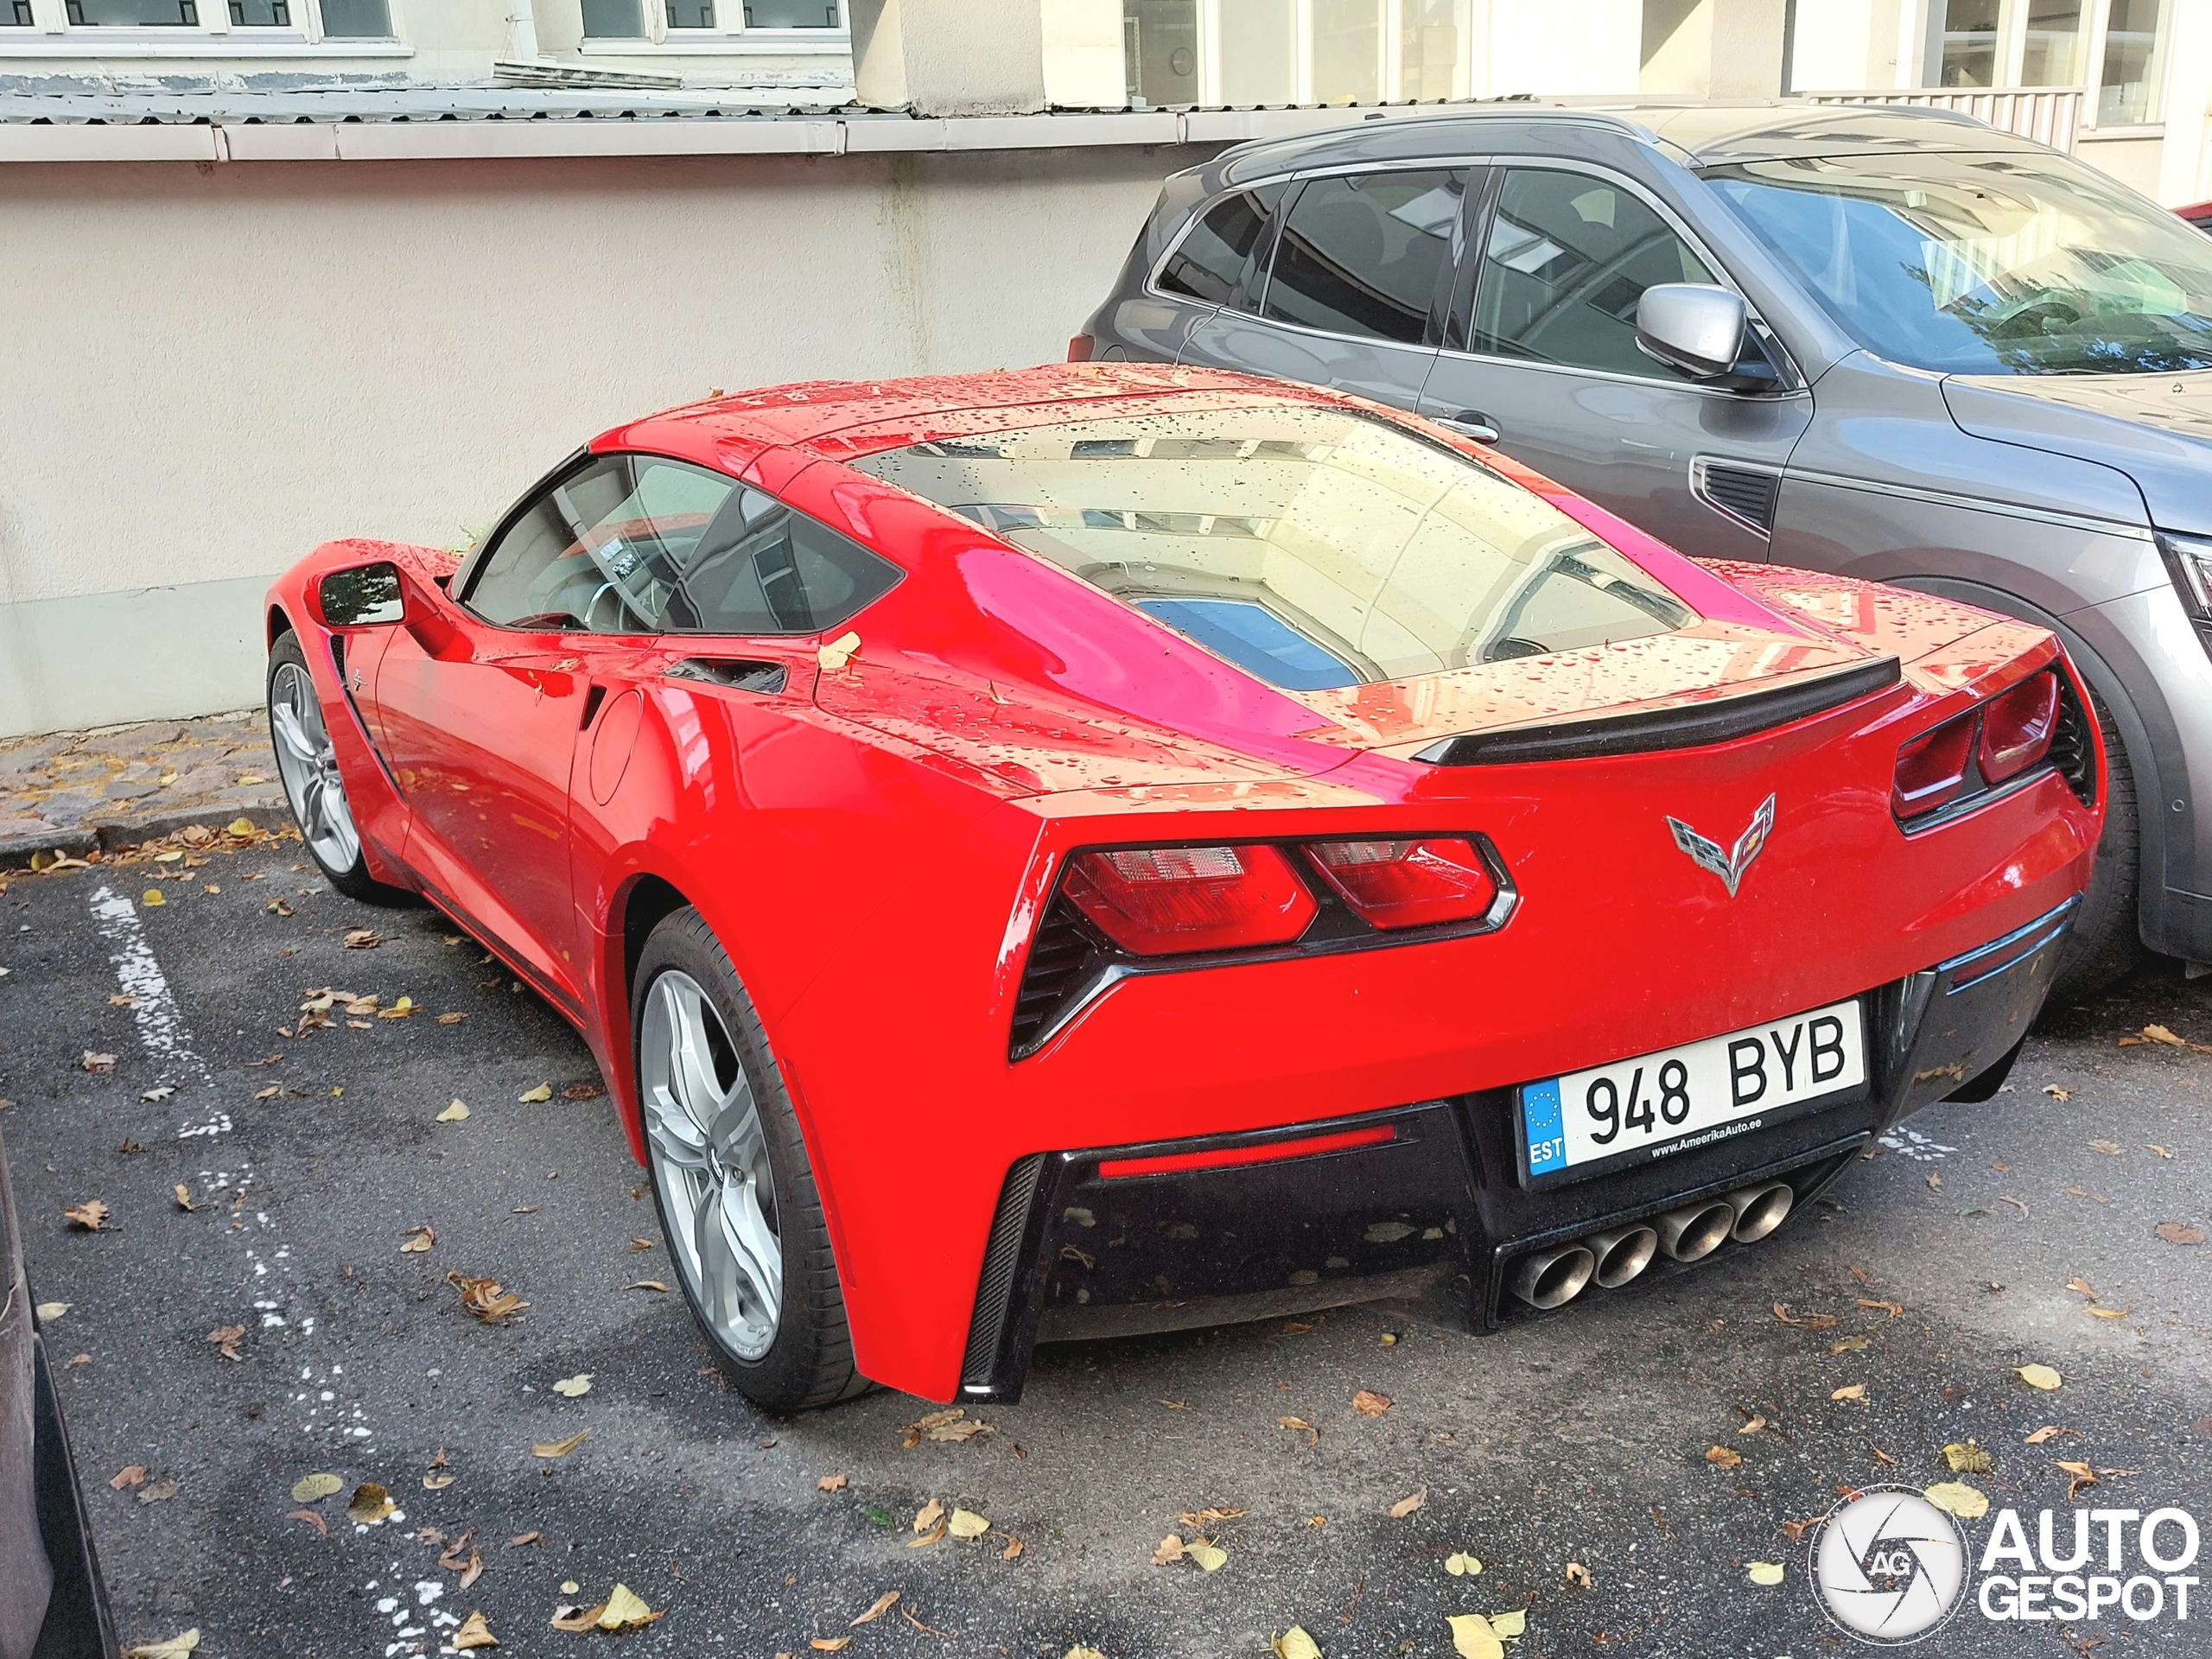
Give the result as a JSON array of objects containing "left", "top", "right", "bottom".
[{"left": 1077, "top": 103, "right": 2212, "bottom": 993}]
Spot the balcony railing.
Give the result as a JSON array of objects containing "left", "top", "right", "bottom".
[{"left": 1794, "top": 86, "right": 2084, "bottom": 153}]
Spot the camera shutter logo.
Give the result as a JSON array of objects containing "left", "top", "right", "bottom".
[{"left": 1809, "top": 1486, "right": 1971, "bottom": 1644}]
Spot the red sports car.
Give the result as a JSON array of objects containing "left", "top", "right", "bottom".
[{"left": 264, "top": 365, "right": 2100, "bottom": 1411}]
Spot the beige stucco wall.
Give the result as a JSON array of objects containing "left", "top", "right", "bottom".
[{"left": 0, "top": 144, "right": 1210, "bottom": 737}]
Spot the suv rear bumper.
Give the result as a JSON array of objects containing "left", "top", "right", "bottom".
[{"left": 957, "top": 897, "right": 2072, "bottom": 1402}]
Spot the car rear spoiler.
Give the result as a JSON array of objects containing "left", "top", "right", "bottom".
[{"left": 1413, "top": 656, "right": 1903, "bottom": 766}]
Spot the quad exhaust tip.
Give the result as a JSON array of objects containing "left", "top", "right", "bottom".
[
  {"left": 1728, "top": 1180, "right": 1795, "bottom": 1243},
  {"left": 1586, "top": 1224, "right": 1659, "bottom": 1289},
  {"left": 1508, "top": 1243, "right": 1596, "bottom": 1310},
  {"left": 1656, "top": 1200, "right": 1737, "bottom": 1262}
]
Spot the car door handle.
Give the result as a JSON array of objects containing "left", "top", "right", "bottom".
[{"left": 1438, "top": 410, "right": 1501, "bottom": 444}]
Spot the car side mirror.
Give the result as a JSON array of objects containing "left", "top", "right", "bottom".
[
  {"left": 1636, "top": 283, "right": 1748, "bottom": 381},
  {"left": 316, "top": 563, "right": 405, "bottom": 627}
]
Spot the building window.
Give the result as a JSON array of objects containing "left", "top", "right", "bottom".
[
  {"left": 67, "top": 1, "right": 200, "bottom": 22},
  {"left": 2097, "top": 0, "right": 2169, "bottom": 124},
  {"left": 318, "top": 0, "right": 391, "bottom": 35}
]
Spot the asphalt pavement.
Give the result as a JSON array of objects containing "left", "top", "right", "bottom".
[{"left": 2, "top": 836, "right": 2209, "bottom": 1658}]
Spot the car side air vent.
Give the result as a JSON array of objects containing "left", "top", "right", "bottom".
[
  {"left": 1693, "top": 459, "right": 1781, "bottom": 537},
  {"left": 663, "top": 658, "right": 788, "bottom": 695}
]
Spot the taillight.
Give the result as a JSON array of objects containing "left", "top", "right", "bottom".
[
  {"left": 1303, "top": 837, "right": 1498, "bottom": 929},
  {"left": 1066, "top": 334, "right": 1095, "bottom": 362},
  {"left": 1892, "top": 715, "right": 1974, "bottom": 820},
  {"left": 1977, "top": 670, "right": 2060, "bottom": 783},
  {"left": 1062, "top": 844, "right": 1317, "bottom": 956}
]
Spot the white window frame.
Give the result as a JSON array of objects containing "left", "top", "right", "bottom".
[
  {"left": 582, "top": 0, "right": 850, "bottom": 57},
  {"left": 3, "top": 0, "right": 409, "bottom": 56}
]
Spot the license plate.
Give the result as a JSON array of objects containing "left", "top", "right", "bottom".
[{"left": 1520, "top": 999, "right": 1866, "bottom": 1186}]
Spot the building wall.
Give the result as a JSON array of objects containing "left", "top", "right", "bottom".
[{"left": 0, "top": 144, "right": 1211, "bottom": 736}]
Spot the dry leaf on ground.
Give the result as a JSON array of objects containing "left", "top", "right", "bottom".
[
  {"left": 532, "top": 1430, "right": 589, "bottom": 1459},
  {"left": 1351, "top": 1390, "right": 1392, "bottom": 1417},
  {"left": 1389, "top": 1487, "right": 1427, "bottom": 1519},
  {"left": 1924, "top": 1481, "right": 1989, "bottom": 1519}
]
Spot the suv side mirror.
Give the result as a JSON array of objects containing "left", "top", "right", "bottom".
[
  {"left": 1636, "top": 283, "right": 1748, "bottom": 380},
  {"left": 316, "top": 563, "right": 405, "bottom": 627}
]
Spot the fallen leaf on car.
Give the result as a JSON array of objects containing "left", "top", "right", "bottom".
[
  {"left": 125, "top": 1631, "right": 199, "bottom": 1659},
  {"left": 2089, "top": 1140, "right": 2124, "bottom": 1155},
  {"left": 551, "top": 1374, "right": 591, "bottom": 1398},
  {"left": 453, "top": 1611, "right": 497, "bottom": 1649},
  {"left": 1389, "top": 1487, "right": 1427, "bottom": 1519},
  {"left": 2156, "top": 1222, "right": 2206, "bottom": 1246},
  {"left": 1923, "top": 1481, "right": 1989, "bottom": 1519},
  {"left": 400, "top": 1226, "right": 435, "bottom": 1253},
  {"left": 850, "top": 1591, "right": 899, "bottom": 1626},
  {"left": 207, "top": 1324, "right": 245, "bottom": 1361},
  {"left": 289, "top": 1508, "right": 328, "bottom": 1536},
  {"left": 346, "top": 1482, "right": 394, "bottom": 1524},
  {"left": 1351, "top": 1390, "right": 1392, "bottom": 1417},
  {"left": 2018, "top": 1363, "right": 2063, "bottom": 1390},
  {"left": 623, "top": 1280, "right": 668, "bottom": 1293},
  {"left": 1445, "top": 1552, "right": 1482, "bottom": 1576},
  {"left": 1705, "top": 1446, "right": 1743, "bottom": 1469},
  {"left": 518, "top": 1084, "right": 553, "bottom": 1103},
  {"left": 1565, "top": 1561, "right": 1593, "bottom": 1588},
  {"left": 110, "top": 1465, "right": 146, "bottom": 1491},
  {"left": 1943, "top": 1442, "right": 1993, "bottom": 1474},
  {"left": 448, "top": 1272, "right": 527, "bottom": 1323},
  {"left": 437, "top": 1102, "right": 470, "bottom": 1123},
  {"left": 532, "top": 1431, "right": 588, "bottom": 1459},
  {"left": 817, "top": 1473, "right": 848, "bottom": 1492},
  {"left": 949, "top": 1509, "right": 990, "bottom": 1540},
  {"left": 1832, "top": 1385, "right": 1867, "bottom": 1402},
  {"left": 1278, "top": 1416, "right": 1318, "bottom": 1446},
  {"left": 64, "top": 1200, "right": 108, "bottom": 1230},
  {"left": 1748, "top": 1561, "right": 1786, "bottom": 1586},
  {"left": 1270, "top": 1628, "right": 1323, "bottom": 1659},
  {"left": 290, "top": 1472, "right": 342, "bottom": 1502}
]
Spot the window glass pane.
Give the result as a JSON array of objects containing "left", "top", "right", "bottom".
[
  {"left": 1401, "top": 0, "right": 1465, "bottom": 100},
  {"left": 1217, "top": 0, "right": 1294, "bottom": 104},
  {"left": 849, "top": 408, "right": 1694, "bottom": 689},
  {"left": 582, "top": 0, "right": 645, "bottom": 37},
  {"left": 1124, "top": 0, "right": 1198, "bottom": 106},
  {"left": 1263, "top": 168, "right": 1466, "bottom": 344},
  {"left": 661, "top": 493, "right": 903, "bottom": 636},
  {"left": 1707, "top": 150, "right": 2212, "bottom": 374},
  {"left": 666, "top": 0, "right": 716, "bottom": 25},
  {"left": 2099, "top": 0, "right": 2169, "bottom": 124},
  {"left": 1471, "top": 168, "right": 1716, "bottom": 378},
  {"left": 467, "top": 455, "right": 741, "bottom": 634},
  {"left": 2019, "top": 0, "right": 2082, "bottom": 84},
  {"left": 229, "top": 0, "right": 290, "bottom": 22},
  {"left": 317, "top": 0, "right": 391, "bottom": 35},
  {"left": 743, "top": 0, "right": 839, "bottom": 22},
  {"left": 67, "top": 0, "right": 199, "bottom": 22},
  {"left": 1313, "top": 0, "right": 1382, "bottom": 103},
  {"left": 1936, "top": 0, "right": 2003, "bottom": 87},
  {"left": 1159, "top": 183, "right": 1284, "bottom": 307}
]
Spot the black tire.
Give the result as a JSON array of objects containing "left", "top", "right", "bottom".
[
  {"left": 2052, "top": 687, "right": 2144, "bottom": 1001},
  {"left": 632, "top": 907, "right": 868, "bottom": 1413},
  {"left": 264, "top": 632, "right": 415, "bottom": 906}
]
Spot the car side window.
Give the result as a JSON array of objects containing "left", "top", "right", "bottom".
[
  {"left": 1261, "top": 168, "right": 1468, "bottom": 345},
  {"left": 1158, "top": 182, "right": 1287, "bottom": 308},
  {"left": 1470, "top": 168, "right": 1720, "bottom": 379},
  {"left": 659, "top": 489, "right": 902, "bottom": 637},
  {"left": 466, "top": 454, "right": 736, "bottom": 633}
]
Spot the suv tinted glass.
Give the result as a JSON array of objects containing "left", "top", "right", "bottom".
[
  {"left": 467, "top": 453, "right": 734, "bottom": 632},
  {"left": 1159, "top": 183, "right": 1285, "bottom": 308},
  {"left": 1262, "top": 168, "right": 1468, "bottom": 345},
  {"left": 1471, "top": 168, "right": 1718, "bottom": 378},
  {"left": 848, "top": 405, "right": 1692, "bottom": 690}
]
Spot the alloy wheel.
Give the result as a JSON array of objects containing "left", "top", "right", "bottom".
[
  {"left": 640, "top": 970, "right": 783, "bottom": 1361},
  {"left": 269, "top": 660, "right": 362, "bottom": 874}
]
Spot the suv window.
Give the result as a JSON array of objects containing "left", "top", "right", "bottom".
[
  {"left": 1262, "top": 168, "right": 1468, "bottom": 345},
  {"left": 658, "top": 490, "right": 903, "bottom": 636},
  {"left": 467, "top": 453, "right": 734, "bottom": 632},
  {"left": 1159, "top": 182, "right": 1286, "bottom": 308},
  {"left": 1471, "top": 168, "right": 1719, "bottom": 378}
]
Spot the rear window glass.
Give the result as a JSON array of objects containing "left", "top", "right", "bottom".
[{"left": 847, "top": 407, "right": 1694, "bottom": 690}]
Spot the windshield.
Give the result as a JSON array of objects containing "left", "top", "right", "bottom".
[
  {"left": 847, "top": 406, "right": 1694, "bottom": 690},
  {"left": 1707, "top": 150, "right": 2212, "bottom": 375}
]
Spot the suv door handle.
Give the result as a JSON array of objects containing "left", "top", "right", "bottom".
[{"left": 1439, "top": 410, "right": 1501, "bottom": 443}]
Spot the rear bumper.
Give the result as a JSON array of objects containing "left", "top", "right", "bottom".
[{"left": 958, "top": 897, "right": 2074, "bottom": 1402}]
